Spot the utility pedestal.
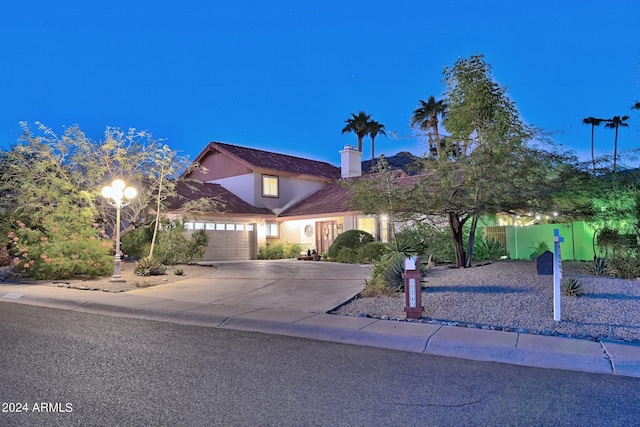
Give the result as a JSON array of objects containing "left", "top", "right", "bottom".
[{"left": 403, "top": 256, "right": 423, "bottom": 319}]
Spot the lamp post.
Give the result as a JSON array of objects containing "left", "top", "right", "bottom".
[{"left": 101, "top": 179, "right": 137, "bottom": 282}]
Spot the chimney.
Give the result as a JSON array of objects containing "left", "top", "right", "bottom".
[{"left": 340, "top": 145, "right": 362, "bottom": 178}]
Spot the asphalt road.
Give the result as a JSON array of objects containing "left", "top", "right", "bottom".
[{"left": 1, "top": 302, "right": 639, "bottom": 426}]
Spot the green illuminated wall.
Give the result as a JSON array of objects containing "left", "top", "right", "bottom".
[{"left": 504, "top": 221, "right": 596, "bottom": 261}]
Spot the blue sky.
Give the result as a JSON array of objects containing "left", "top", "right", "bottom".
[{"left": 1, "top": 0, "right": 638, "bottom": 168}]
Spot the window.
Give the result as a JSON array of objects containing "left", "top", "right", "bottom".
[
  {"left": 262, "top": 175, "right": 279, "bottom": 197},
  {"left": 266, "top": 222, "right": 279, "bottom": 237}
]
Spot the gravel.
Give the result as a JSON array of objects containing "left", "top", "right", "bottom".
[{"left": 332, "top": 260, "right": 640, "bottom": 344}]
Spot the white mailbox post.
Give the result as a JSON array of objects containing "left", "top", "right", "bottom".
[
  {"left": 403, "top": 256, "right": 422, "bottom": 319},
  {"left": 553, "top": 228, "right": 564, "bottom": 322}
]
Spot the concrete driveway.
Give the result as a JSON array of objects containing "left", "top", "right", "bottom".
[{"left": 127, "top": 259, "right": 371, "bottom": 313}]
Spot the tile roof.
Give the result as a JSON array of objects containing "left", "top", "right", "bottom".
[
  {"left": 278, "top": 180, "right": 352, "bottom": 218},
  {"left": 167, "top": 180, "right": 274, "bottom": 216},
  {"left": 278, "top": 173, "right": 423, "bottom": 218},
  {"left": 196, "top": 141, "right": 341, "bottom": 181}
]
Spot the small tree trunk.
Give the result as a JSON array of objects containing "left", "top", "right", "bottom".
[
  {"left": 448, "top": 212, "right": 466, "bottom": 268},
  {"left": 465, "top": 214, "right": 479, "bottom": 268}
]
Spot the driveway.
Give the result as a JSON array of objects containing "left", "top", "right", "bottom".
[{"left": 127, "top": 259, "right": 371, "bottom": 313}]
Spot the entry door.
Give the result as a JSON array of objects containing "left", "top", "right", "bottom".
[{"left": 316, "top": 221, "right": 336, "bottom": 254}]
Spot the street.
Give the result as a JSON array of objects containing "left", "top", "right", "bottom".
[{"left": 1, "top": 302, "right": 639, "bottom": 426}]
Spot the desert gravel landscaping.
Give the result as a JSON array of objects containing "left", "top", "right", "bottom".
[{"left": 333, "top": 260, "right": 640, "bottom": 344}]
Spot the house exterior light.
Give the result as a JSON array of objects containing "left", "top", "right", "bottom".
[{"left": 101, "top": 179, "right": 137, "bottom": 282}]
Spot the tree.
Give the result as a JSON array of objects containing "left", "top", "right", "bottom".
[
  {"left": 582, "top": 117, "right": 605, "bottom": 174},
  {"left": 342, "top": 111, "right": 371, "bottom": 152},
  {"left": 367, "top": 120, "right": 386, "bottom": 166},
  {"left": 0, "top": 122, "right": 219, "bottom": 279},
  {"left": 411, "top": 95, "right": 447, "bottom": 160},
  {"left": 632, "top": 102, "right": 640, "bottom": 110},
  {"left": 416, "top": 55, "right": 548, "bottom": 268},
  {"left": 604, "top": 115, "right": 630, "bottom": 173}
]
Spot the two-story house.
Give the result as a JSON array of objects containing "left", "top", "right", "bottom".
[{"left": 168, "top": 141, "right": 392, "bottom": 261}]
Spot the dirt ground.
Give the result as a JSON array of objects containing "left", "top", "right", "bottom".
[{"left": 2, "top": 262, "right": 218, "bottom": 293}]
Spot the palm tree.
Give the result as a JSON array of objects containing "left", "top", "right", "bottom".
[
  {"left": 633, "top": 101, "right": 640, "bottom": 110},
  {"left": 342, "top": 111, "right": 371, "bottom": 152},
  {"left": 367, "top": 120, "right": 386, "bottom": 166},
  {"left": 604, "top": 115, "right": 630, "bottom": 173},
  {"left": 411, "top": 95, "right": 447, "bottom": 159},
  {"left": 582, "top": 117, "right": 605, "bottom": 174}
]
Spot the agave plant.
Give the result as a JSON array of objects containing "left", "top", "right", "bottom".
[
  {"left": 561, "top": 277, "right": 584, "bottom": 297},
  {"left": 582, "top": 256, "right": 609, "bottom": 277},
  {"left": 134, "top": 256, "right": 167, "bottom": 277}
]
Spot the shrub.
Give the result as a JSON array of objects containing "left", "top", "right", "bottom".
[
  {"left": 607, "top": 250, "right": 640, "bottom": 279},
  {"left": 529, "top": 240, "right": 550, "bottom": 260},
  {"left": 8, "top": 218, "right": 113, "bottom": 280},
  {"left": 174, "top": 268, "right": 184, "bottom": 276},
  {"left": 561, "top": 277, "right": 584, "bottom": 297},
  {"left": 383, "top": 256, "right": 407, "bottom": 292},
  {"left": 335, "top": 247, "right": 358, "bottom": 263},
  {"left": 0, "top": 244, "right": 10, "bottom": 267},
  {"left": 396, "top": 223, "right": 454, "bottom": 264},
  {"left": 582, "top": 256, "right": 609, "bottom": 276},
  {"left": 134, "top": 256, "right": 167, "bottom": 276},
  {"left": 474, "top": 237, "right": 507, "bottom": 261},
  {"left": 356, "top": 242, "right": 386, "bottom": 263},
  {"left": 361, "top": 275, "right": 395, "bottom": 297},
  {"left": 285, "top": 243, "right": 303, "bottom": 259},
  {"left": 327, "top": 230, "right": 374, "bottom": 259}
]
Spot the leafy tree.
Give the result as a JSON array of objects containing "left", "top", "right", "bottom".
[
  {"left": 604, "top": 115, "right": 630, "bottom": 173},
  {"left": 0, "top": 122, "right": 218, "bottom": 279},
  {"left": 342, "top": 111, "right": 371, "bottom": 152},
  {"left": 342, "top": 156, "right": 411, "bottom": 237},
  {"left": 367, "top": 120, "right": 386, "bottom": 166},
  {"left": 582, "top": 117, "right": 606, "bottom": 174},
  {"left": 411, "top": 95, "right": 447, "bottom": 159}
]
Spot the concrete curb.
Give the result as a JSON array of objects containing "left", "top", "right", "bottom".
[{"left": 3, "top": 290, "right": 640, "bottom": 378}]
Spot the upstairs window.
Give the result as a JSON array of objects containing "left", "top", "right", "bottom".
[{"left": 262, "top": 175, "right": 279, "bottom": 198}]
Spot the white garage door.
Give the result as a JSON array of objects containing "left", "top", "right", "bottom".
[{"left": 189, "top": 222, "right": 257, "bottom": 261}]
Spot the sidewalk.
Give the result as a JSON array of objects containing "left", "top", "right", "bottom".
[{"left": 2, "top": 280, "right": 640, "bottom": 379}]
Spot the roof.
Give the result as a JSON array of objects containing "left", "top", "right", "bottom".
[
  {"left": 166, "top": 180, "right": 274, "bottom": 216},
  {"left": 278, "top": 180, "right": 353, "bottom": 218},
  {"left": 191, "top": 141, "right": 340, "bottom": 181},
  {"left": 278, "top": 173, "right": 421, "bottom": 218}
]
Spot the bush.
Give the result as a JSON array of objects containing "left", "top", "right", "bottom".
[
  {"left": 134, "top": 256, "right": 167, "bottom": 276},
  {"left": 327, "top": 230, "right": 374, "bottom": 259},
  {"left": 395, "top": 223, "right": 454, "bottom": 264},
  {"left": 0, "top": 244, "right": 10, "bottom": 267},
  {"left": 474, "top": 237, "right": 507, "bottom": 261},
  {"left": 561, "top": 277, "right": 584, "bottom": 297},
  {"left": 285, "top": 243, "right": 303, "bottom": 258},
  {"left": 582, "top": 256, "right": 609, "bottom": 276},
  {"left": 8, "top": 218, "right": 113, "bottom": 280},
  {"left": 335, "top": 247, "right": 358, "bottom": 263},
  {"left": 121, "top": 220, "right": 208, "bottom": 265},
  {"left": 607, "top": 250, "right": 640, "bottom": 279},
  {"left": 361, "top": 275, "right": 395, "bottom": 297},
  {"left": 529, "top": 240, "right": 550, "bottom": 260},
  {"left": 357, "top": 242, "right": 386, "bottom": 263}
]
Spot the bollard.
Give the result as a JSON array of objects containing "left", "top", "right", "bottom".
[{"left": 403, "top": 256, "right": 422, "bottom": 319}]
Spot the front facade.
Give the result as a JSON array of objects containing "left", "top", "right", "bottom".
[{"left": 174, "top": 142, "right": 391, "bottom": 261}]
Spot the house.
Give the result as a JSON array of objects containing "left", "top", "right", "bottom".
[{"left": 171, "top": 141, "right": 394, "bottom": 261}]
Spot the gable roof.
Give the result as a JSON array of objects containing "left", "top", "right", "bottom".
[
  {"left": 191, "top": 141, "right": 340, "bottom": 181},
  {"left": 167, "top": 180, "right": 274, "bottom": 216}
]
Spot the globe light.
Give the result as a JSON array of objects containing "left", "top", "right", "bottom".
[{"left": 100, "top": 179, "right": 137, "bottom": 282}]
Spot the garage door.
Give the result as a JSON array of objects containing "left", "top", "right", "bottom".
[{"left": 191, "top": 223, "right": 257, "bottom": 261}]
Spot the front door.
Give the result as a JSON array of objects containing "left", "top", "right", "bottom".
[{"left": 316, "top": 221, "right": 336, "bottom": 255}]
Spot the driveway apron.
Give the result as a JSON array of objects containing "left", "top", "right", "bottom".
[{"left": 126, "top": 260, "right": 371, "bottom": 313}]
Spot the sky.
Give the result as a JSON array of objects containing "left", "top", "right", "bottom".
[{"left": 1, "top": 0, "right": 639, "bottom": 168}]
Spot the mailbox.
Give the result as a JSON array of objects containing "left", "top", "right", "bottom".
[{"left": 403, "top": 256, "right": 423, "bottom": 319}]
